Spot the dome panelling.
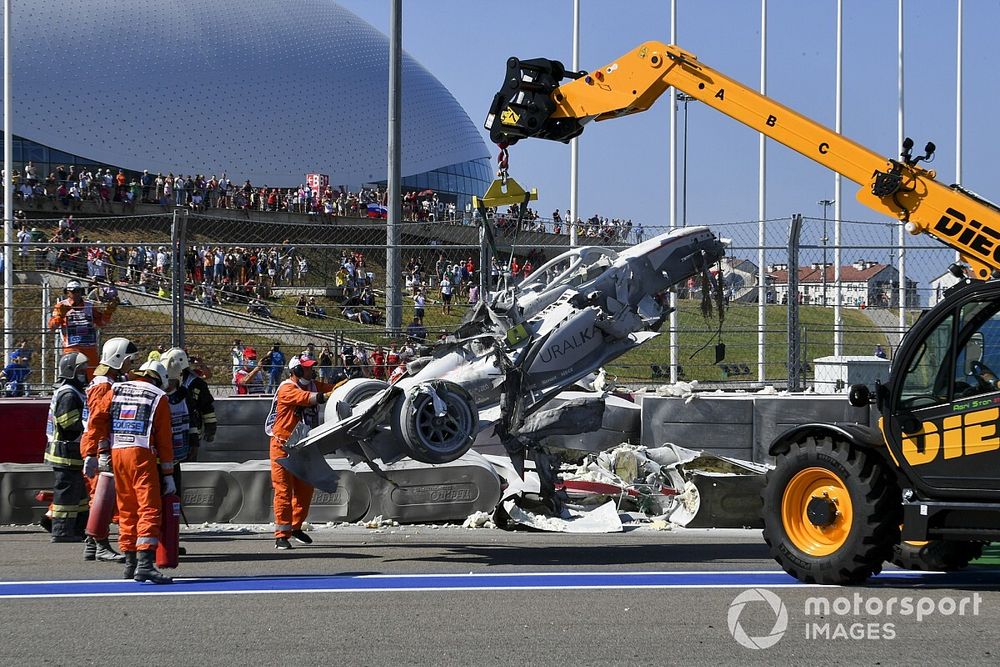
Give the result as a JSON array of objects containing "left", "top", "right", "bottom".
[{"left": 1, "top": 0, "right": 488, "bottom": 186}]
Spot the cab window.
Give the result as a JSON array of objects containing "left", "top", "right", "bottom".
[
  {"left": 896, "top": 313, "right": 953, "bottom": 410},
  {"left": 953, "top": 300, "right": 1000, "bottom": 398}
]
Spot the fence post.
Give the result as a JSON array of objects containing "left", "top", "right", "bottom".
[
  {"left": 171, "top": 208, "right": 188, "bottom": 349},
  {"left": 787, "top": 213, "right": 803, "bottom": 392},
  {"left": 479, "top": 218, "right": 491, "bottom": 301},
  {"left": 40, "top": 280, "right": 49, "bottom": 387}
]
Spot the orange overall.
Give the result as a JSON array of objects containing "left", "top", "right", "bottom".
[
  {"left": 90, "top": 378, "right": 173, "bottom": 552},
  {"left": 267, "top": 379, "right": 332, "bottom": 538},
  {"left": 48, "top": 298, "right": 116, "bottom": 380}
]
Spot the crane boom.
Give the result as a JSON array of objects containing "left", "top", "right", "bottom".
[{"left": 486, "top": 41, "right": 1000, "bottom": 280}]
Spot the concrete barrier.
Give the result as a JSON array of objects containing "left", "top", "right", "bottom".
[
  {"left": 0, "top": 464, "right": 53, "bottom": 524},
  {"left": 0, "top": 453, "right": 498, "bottom": 526},
  {"left": 359, "top": 450, "right": 501, "bottom": 523},
  {"left": 641, "top": 393, "right": 873, "bottom": 463}
]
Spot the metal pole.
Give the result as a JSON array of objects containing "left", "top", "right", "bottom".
[
  {"left": 478, "top": 220, "right": 491, "bottom": 302},
  {"left": 757, "top": 0, "right": 767, "bottom": 382},
  {"left": 896, "top": 0, "right": 912, "bottom": 330},
  {"left": 833, "top": 0, "right": 843, "bottom": 356},
  {"left": 899, "top": 0, "right": 909, "bottom": 337},
  {"left": 569, "top": 0, "right": 579, "bottom": 248},
  {"left": 385, "top": 0, "right": 403, "bottom": 333},
  {"left": 41, "top": 280, "right": 49, "bottom": 386},
  {"left": 955, "top": 0, "right": 963, "bottom": 274},
  {"left": 3, "top": 0, "right": 12, "bottom": 364},
  {"left": 787, "top": 214, "right": 802, "bottom": 392},
  {"left": 668, "top": 0, "right": 678, "bottom": 383},
  {"left": 678, "top": 93, "right": 692, "bottom": 228},
  {"left": 177, "top": 209, "right": 186, "bottom": 348},
  {"left": 818, "top": 199, "right": 834, "bottom": 308},
  {"left": 170, "top": 209, "right": 180, "bottom": 347},
  {"left": 955, "top": 0, "right": 963, "bottom": 187}
]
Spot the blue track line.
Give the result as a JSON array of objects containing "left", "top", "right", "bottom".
[{"left": 0, "top": 569, "right": 946, "bottom": 599}]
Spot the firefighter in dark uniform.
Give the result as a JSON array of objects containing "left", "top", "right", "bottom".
[
  {"left": 166, "top": 349, "right": 217, "bottom": 461},
  {"left": 45, "top": 352, "right": 91, "bottom": 542}
]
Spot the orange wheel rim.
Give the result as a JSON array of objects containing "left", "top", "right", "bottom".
[{"left": 781, "top": 467, "right": 854, "bottom": 557}]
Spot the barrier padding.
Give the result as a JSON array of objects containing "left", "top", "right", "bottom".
[
  {"left": 228, "top": 460, "right": 370, "bottom": 524},
  {"left": 359, "top": 450, "right": 502, "bottom": 523}
]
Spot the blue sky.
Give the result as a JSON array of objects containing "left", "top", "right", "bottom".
[{"left": 340, "top": 1, "right": 997, "bottom": 284}]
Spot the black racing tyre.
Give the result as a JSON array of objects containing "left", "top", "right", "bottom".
[
  {"left": 761, "top": 436, "right": 901, "bottom": 585},
  {"left": 394, "top": 380, "right": 478, "bottom": 465},
  {"left": 890, "top": 540, "right": 985, "bottom": 572}
]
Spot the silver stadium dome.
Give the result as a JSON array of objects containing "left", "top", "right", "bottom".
[{"left": 1, "top": 0, "right": 491, "bottom": 202}]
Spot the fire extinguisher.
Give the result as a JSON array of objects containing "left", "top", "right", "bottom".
[
  {"left": 156, "top": 493, "right": 181, "bottom": 569},
  {"left": 86, "top": 472, "right": 116, "bottom": 540}
]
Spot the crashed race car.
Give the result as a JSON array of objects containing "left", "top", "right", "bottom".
[{"left": 279, "top": 225, "right": 726, "bottom": 510}]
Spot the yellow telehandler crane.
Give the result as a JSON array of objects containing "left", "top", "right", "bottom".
[
  {"left": 486, "top": 42, "right": 1000, "bottom": 280},
  {"left": 488, "top": 42, "right": 1000, "bottom": 584}
]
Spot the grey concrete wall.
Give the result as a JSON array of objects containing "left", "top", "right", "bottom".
[{"left": 641, "top": 393, "right": 873, "bottom": 464}]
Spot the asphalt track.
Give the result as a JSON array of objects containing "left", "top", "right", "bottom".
[{"left": 1, "top": 525, "right": 998, "bottom": 665}]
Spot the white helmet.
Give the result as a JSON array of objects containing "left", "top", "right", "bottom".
[
  {"left": 100, "top": 337, "right": 138, "bottom": 369},
  {"left": 161, "top": 347, "right": 190, "bottom": 383},
  {"left": 65, "top": 279, "right": 84, "bottom": 293},
  {"left": 137, "top": 360, "right": 168, "bottom": 388}
]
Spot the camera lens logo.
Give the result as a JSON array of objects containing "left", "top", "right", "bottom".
[{"left": 727, "top": 588, "right": 788, "bottom": 650}]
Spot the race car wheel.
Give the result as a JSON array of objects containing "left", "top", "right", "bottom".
[
  {"left": 762, "top": 436, "right": 901, "bottom": 585},
  {"left": 395, "top": 381, "right": 478, "bottom": 464}
]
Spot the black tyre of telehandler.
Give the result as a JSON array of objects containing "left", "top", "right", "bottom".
[
  {"left": 891, "top": 540, "right": 985, "bottom": 572},
  {"left": 762, "top": 436, "right": 901, "bottom": 585}
]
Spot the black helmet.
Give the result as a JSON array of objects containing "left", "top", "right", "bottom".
[{"left": 58, "top": 352, "right": 89, "bottom": 381}]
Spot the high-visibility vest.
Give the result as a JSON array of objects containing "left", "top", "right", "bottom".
[
  {"left": 167, "top": 388, "right": 190, "bottom": 462},
  {"left": 62, "top": 301, "right": 97, "bottom": 347},
  {"left": 110, "top": 380, "right": 166, "bottom": 450}
]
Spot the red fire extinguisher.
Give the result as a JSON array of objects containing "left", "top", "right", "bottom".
[
  {"left": 156, "top": 493, "right": 181, "bottom": 569},
  {"left": 86, "top": 472, "right": 116, "bottom": 540}
]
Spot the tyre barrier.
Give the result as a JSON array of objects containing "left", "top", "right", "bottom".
[{"left": 0, "top": 450, "right": 501, "bottom": 527}]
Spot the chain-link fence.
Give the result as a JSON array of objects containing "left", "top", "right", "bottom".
[{"left": 0, "top": 205, "right": 957, "bottom": 396}]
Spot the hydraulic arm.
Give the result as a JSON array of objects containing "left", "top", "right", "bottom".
[{"left": 486, "top": 41, "right": 1000, "bottom": 279}]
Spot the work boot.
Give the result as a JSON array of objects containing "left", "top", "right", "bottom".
[
  {"left": 274, "top": 537, "right": 292, "bottom": 550},
  {"left": 122, "top": 552, "right": 138, "bottom": 580},
  {"left": 84, "top": 536, "right": 97, "bottom": 561},
  {"left": 95, "top": 539, "right": 126, "bottom": 563},
  {"left": 134, "top": 550, "right": 173, "bottom": 584},
  {"left": 291, "top": 530, "right": 312, "bottom": 545}
]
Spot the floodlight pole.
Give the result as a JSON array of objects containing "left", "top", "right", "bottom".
[
  {"left": 385, "top": 0, "right": 402, "bottom": 333},
  {"left": 3, "top": 0, "right": 12, "bottom": 363}
]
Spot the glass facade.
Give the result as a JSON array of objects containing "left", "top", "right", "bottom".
[
  {"left": 0, "top": 135, "right": 130, "bottom": 185},
  {"left": 400, "top": 156, "right": 493, "bottom": 213},
  {"left": 3, "top": 135, "right": 492, "bottom": 214}
]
